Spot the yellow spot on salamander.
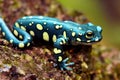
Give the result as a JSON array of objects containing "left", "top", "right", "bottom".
[
  {"left": 58, "top": 56, "right": 63, "bottom": 62},
  {"left": 21, "top": 26, "right": 26, "bottom": 31},
  {"left": 13, "top": 30, "right": 18, "bottom": 36},
  {"left": 55, "top": 25, "right": 62, "bottom": 29},
  {"left": 53, "top": 48, "right": 62, "bottom": 54},
  {"left": 15, "top": 22, "right": 19, "bottom": 28},
  {"left": 10, "top": 39, "right": 13, "bottom": 43},
  {"left": 44, "top": 22, "right": 46, "bottom": 25},
  {"left": 61, "top": 38, "right": 66, "bottom": 44},
  {"left": 27, "top": 43, "right": 30, "bottom": 47},
  {"left": 55, "top": 25, "right": 59, "bottom": 29},
  {"left": 32, "top": 22, "right": 34, "bottom": 24},
  {"left": 72, "top": 32, "right": 76, "bottom": 37},
  {"left": 60, "top": 42, "right": 63, "bottom": 45},
  {"left": 43, "top": 32, "right": 49, "bottom": 41},
  {"left": 2, "top": 32, "right": 5, "bottom": 36},
  {"left": 52, "top": 35, "right": 57, "bottom": 42},
  {"left": 29, "top": 30, "right": 35, "bottom": 36},
  {"left": 87, "top": 40, "right": 91, "bottom": 43},
  {"left": 19, "top": 42, "right": 24, "bottom": 48},
  {"left": 36, "top": 24, "right": 43, "bottom": 30},
  {"left": 19, "top": 35, "right": 23, "bottom": 39},
  {"left": 29, "top": 23, "right": 32, "bottom": 26},
  {"left": 63, "top": 31, "right": 67, "bottom": 38},
  {"left": 79, "top": 33, "right": 82, "bottom": 36},
  {"left": 22, "top": 17, "right": 26, "bottom": 19},
  {"left": 76, "top": 38, "right": 81, "bottom": 42},
  {"left": 78, "top": 27, "right": 82, "bottom": 30}
]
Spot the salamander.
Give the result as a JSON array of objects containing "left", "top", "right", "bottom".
[{"left": 0, "top": 16, "right": 102, "bottom": 70}]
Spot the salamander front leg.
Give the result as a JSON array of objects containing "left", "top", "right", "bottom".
[{"left": 53, "top": 37, "right": 74, "bottom": 70}]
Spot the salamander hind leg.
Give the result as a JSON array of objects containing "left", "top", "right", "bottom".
[{"left": 53, "top": 37, "right": 74, "bottom": 70}]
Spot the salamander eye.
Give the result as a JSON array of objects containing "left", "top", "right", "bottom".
[{"left": 85, "top": 30, "right": 94, "bottom": 39}]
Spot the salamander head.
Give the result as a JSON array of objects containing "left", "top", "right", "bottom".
[{"left": 71, "top": 22, "right": 102, "bottom": 45}]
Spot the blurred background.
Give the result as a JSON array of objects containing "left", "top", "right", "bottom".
[{"left": 58, "top": 0, "right": 120, "bottom": 48}]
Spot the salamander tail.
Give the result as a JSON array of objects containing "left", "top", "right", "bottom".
[{"left": 0, "top": 18, "right": 32, "bottom": 48}]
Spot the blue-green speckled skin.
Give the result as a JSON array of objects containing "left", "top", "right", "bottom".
[{"left": 0, "top": 16, "right": 102, "bottom": 70}]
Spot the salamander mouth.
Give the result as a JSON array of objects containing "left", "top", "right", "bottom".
[
  {"left": 81, "top": 38, "right": 102, "bottom": 45},
  {"left": 73, "top": 39, "right": 101, "bottom": 45},
  {"left": 80, "top": 41, "right": 98, "bottom": 45},
  {"left": 71, "top": 41, "right": 95, "bottom": 45},
  {"left": 71, "top": 37, "right": 102, "bottom": 45}
]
